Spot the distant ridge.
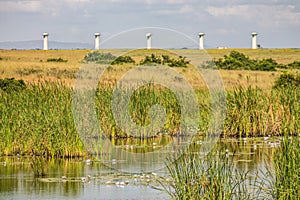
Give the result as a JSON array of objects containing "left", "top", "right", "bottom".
[{"left": 0, "top": 40, "right": 93, "bottom": 50}]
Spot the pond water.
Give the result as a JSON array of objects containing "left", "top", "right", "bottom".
[{"left": 0, "top": 137, "right": 281, "bottom": 200}]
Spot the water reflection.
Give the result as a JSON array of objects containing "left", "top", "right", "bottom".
[{"left": 0, "top": 137, "right": 280, "bottom": 199}]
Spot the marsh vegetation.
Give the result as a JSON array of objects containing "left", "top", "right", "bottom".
[{"left": 0, "top": 49, "right": 299, "bottom": 199}]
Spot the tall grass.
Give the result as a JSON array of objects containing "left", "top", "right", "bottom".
[
  {"left": 159, "top": 148, "right": 252, "bottom": 200},
  {"left": 258, "top": 134, "right": 300, "bottom": 199},
  {"left": 95, "top": 83, "right": 183, "bottom": 138},
  {"left": 0, "top": 82, "right": 85, "bottom": 157},
  {"left": 224, "top": 85, "right": 299, "bottom": 137},
  {"left": 160, "top": 135, "right": 300, "bottom": 200},
  {"left": 0, "top": 81, "right": 299, "bottom": 157},
  {"left": 272, "top": 135, "right": 300, "bottom": 199}
]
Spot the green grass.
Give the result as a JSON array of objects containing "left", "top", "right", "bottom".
[
  {"left": 0, "top": 82, "right": 85, "bottom": 157},
  {"left": 159, "top": 147, "right": 252, "bottom": 200},
  {"left": 0, "top": 80, "right": 299, "bottom": 157},
  {"left": 224, "top": 84, "right": 299, "bottom": 137},
  {"left": 160, "top": 136, "right": 300, "bottom": 200},
  {"left": 272, "top": 135, "right": 300, "bottom": 199},
  {"left": 254, "top": 134, "right": 300, "bottom": 199}
]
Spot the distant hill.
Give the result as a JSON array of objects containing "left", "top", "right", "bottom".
[{"left": 0, "top": 40, "right": 93, "bottom": 50}]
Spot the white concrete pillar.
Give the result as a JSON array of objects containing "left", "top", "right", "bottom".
[
  {"left": 146, "top": 33, "right": 152, "bottom": 49},
  {"left": 43, "top": 32, "right": 49, "bottom": 50},
  {"left": 252, "top": 32, "right": 257, "bottom": 49},
  {"left": 94, "top": 33, "right": 100, "bottom": 50},
  {"left": 198, "top": 32, "right": 205, "bottom": 50}
]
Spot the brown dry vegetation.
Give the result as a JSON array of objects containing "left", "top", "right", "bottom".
[{"left": 0, "top": 48, "right": 299, "bottom": 90}]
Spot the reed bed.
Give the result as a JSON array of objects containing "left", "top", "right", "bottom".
[
  {"left": 159, "top": 147, "right": 252, "bottom": 200},
  {"left": 272, "top": 135, "right": 300, "bottom": 199},
  {"left": 160, "top": 136, "right": 300, "bottom": 200},
  {"left": 0, "top": 82, "right": 85, "bottom": 157},
  {"left": 0, "top": 81, "right": 299, "bottom": 157},
  {"left": 257, "top": 134, "right": 300, "bottom": 199},
  {"left": 224, "top": 85, "right": 299, "bottom": 137}
]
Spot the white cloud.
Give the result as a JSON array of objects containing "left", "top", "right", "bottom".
[
  {"left": 153, "top": 5, "right": 195, "bottom": 15},
  {"left": 0, "top": 0, "right": 96, "bottom": 14},
  {"left": 107, "top": 0, "right": 195, "bottom": 4},
  {"left": 206, "top": 4, "right": 300, "bottom": 26},
  {"left": 0, "top": 1, "right": 43, "bottom": 12}
]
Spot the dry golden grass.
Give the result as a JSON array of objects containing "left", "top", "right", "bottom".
[{"left": 0, "top": 49, "right": 299, "bottom": 90}]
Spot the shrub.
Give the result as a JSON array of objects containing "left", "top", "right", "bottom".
[
  {"left": 84, "top": 51, "right": 116, "bottom": 63},
  {"left": 287, "top": 61, "right": 300, "bottom": 69},
  {"left": 204, "top": 51, "right": 282, "bottom": 71},
  {"left": 111, "top": 56, "right": 135, "bottom": 65},
  {"left": 140, "top": 54, "right": 189, "bottom": 68},
  {"left": 0, "top": 78, "right": 26, "bottom": 92},
  {"left": 140, "top": 54, "right": 162, "bottom": 65},
  {"left": 256, "top": 58, "right": 278, "bottom": 71},
  {"left": 273, "top": 73, "right": 300, "bottom": 89},
  {"left": 46, "top": 57, "right": 68, "bottom": 63},
  {"left": 215, "top": 51, "right": 255, "bottom": 70},
  {"left": 168, "top": 56, "right": 190, "bottom": 68}
]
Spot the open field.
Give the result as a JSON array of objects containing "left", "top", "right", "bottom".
[{"left": 0, "top": 48, "right": 299, "bottom": 90}]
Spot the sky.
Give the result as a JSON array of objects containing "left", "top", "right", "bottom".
[{"left": 0, "top": 0, "right": 300, "bottom": 48}]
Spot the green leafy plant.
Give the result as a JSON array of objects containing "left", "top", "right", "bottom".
[
  {"left": 0, "top": 77, "right": 26, "bottom": 92},
  {"left": 287, "top": 61, "right": 300, "bottom": 69},
  {"left": 273, "top": 73, "right": 300, "bottom": 89},
  {"left": 46, "top": 57, "right": 68, "bottom": 62},
  {"left": 168, "top": 56, "right": 190, "bottom": 68},
  {"left": 202, "top": 51, "right": 284, "bottom": 71},
  {"left": 111, "top": 56, "right": 135, "bottom": 65},
  {"left": 256, "top": 58, "right": 281, "bottom": 71},
  {"left": 140, "top": 54, "right": 189, "bottom": 68},
  {"left": 140, "top": 54, "right": 163, "bottom": 65},
  {"left": 83, "top": 51, "right": 116, "bottom": 63}
]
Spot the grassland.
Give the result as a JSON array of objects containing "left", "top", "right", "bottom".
[
  {"left": 0, "top": 49, "right": 299, "bottom": 199},
  {"left": 1, "top": 48, "right": 299, "bottom": 90},
  {"left": 0, "top": 49, "right": 299, "bottom": 157}
]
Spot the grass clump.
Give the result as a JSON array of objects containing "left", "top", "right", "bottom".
[
  {"left": 0, "top": 77, "right": 26, "bottom": 92},
  {"left": 0, "top": 82, "right": 85, "bottom": 157},
  {"left": 258, "top": 134, "right": 300, "bottom": 199},
  {"left": 159, "top": 148, "right": 252, "bottom": 199},
  {"left": 287, "top": 61, "right": 300, "bottom": 69},
  {"left": 225, "top": 83, "right": 299, "bottom": 137},
  {"left": 273, "top": 73, "right": 300, "bottom": 89},
  {"left": 95, "top": 83, "right": 182, "bottom": 138},
  {"left": 46, "top": 57, "right": 68, "bottom": 62},
  {"left": 272, "top": 135, "right": 300, "bottom": 199}
]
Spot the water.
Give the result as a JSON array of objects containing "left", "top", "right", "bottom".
[{"left": 0, "top": 137, "right": 281, "bottom": 200}]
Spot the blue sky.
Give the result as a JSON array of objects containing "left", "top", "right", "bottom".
[{"left": 0, "top": 0, "right": 299, "bottom": 48}]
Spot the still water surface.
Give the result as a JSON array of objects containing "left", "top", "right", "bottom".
[{"left": 0, "top": 137, "right": 280, "bottom": 199}]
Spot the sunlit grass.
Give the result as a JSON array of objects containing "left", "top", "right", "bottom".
[
  {"left": 1, "top": 49, "right": 299, "bottom": 90},
  {"left": 0, "top": 80, "right": 299, "bottom": 157}
]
